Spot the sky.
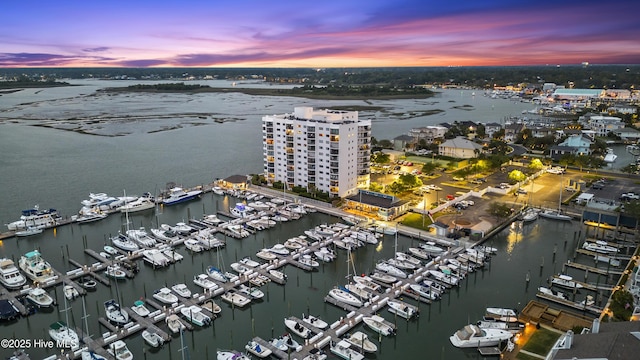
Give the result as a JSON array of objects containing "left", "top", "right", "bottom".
[{"left": 2, "top": 0, "right": 639, "bottom": 68}]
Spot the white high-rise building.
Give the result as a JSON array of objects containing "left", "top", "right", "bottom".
[{"left": 262, "top": 107, "right": 371, "bottom": 198}]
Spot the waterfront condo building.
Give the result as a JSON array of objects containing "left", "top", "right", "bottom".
[{"left": 262, "top": 107, "right": 371, "bottom": 198}]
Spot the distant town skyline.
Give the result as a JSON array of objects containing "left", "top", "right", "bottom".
[{"left": 2, "top": 0, "right": 639, "bottom": 68}]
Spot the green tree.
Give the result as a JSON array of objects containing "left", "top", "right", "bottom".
[
  {"left": 508, "top": 169, "right": 526, "bottom": 183},
  {"left": 369, "top": 182, "right": 383, "bottom": 193},
  {"left": 488, "top": 202, "right": 513, "bottom": 218},
  {"left": 421, "top": 162, "right": 439, "bottom": 174},
  {"left": 386, "top": 182, "right": 405, "bottom": 194},
  {"left": 398, "top": 174, "right": 422, "bottom": 189},
  {"left": 528, "top": 158, "right": 544, "bottom": 171},
  {"left": 372, "top": 152, "right": 390, "bottom": 164},
  {"left": 574, "top": 155, "right": 590, "bottom": 171},
  {"left": 377, "top": 139, "right": 393, "bottom": 149}
]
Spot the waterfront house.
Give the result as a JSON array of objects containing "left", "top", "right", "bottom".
[
  {"left": 549, "top": 134, "right": 593, "bottom": 160},
  {"left": 438, "top": 137, "right": 483, "bottom": 159},
  {"left": 344, "top": 190, "right": 410, "bottom": 221},
  {"left": 220, "top": 175, "right": 250, "bottom": 190},
  {"left": 408, "top": 125, "right": 447, "bottom": 143}
]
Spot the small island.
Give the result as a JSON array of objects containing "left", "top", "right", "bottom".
[{"left": 102, "top": 83, "right": 436, "bottom": 100}]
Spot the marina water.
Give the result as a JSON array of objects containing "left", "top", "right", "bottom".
[{"left": 0, "top": 83, "right": 616, "bottom": 358}]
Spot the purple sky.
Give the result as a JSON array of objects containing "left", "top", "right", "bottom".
[{"left": 2, "top": 0, "right": 639, "bottom": 67}]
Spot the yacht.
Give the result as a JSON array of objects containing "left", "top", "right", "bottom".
[
  {"left": 206, "top": 266, "right": 230, "bottom": 283},
  {"left": 230, "top": 203, "right": 254, "bottom": 218},
  {"left": 184, "top": 239, "right": 204, "bottom": 252},
  {"left": 0, "top": 258, "right": 27, "bottom": 289},
  {"left": 298, "top": 255, "right": 320, "bottom": 268},
  {"left": 330, "top": 340, "right": 365, "bottom": 360},
  {"left": 362, "top": 315, "right": 395, "bottom": 336},
  {"left": 256, "top": 249, "right": 277, "bottom": 261},
  {"left": 420, "top": 241, "right": 444, "bottom": 254},
  {"left": 74, "top": 207, "right": 108, "bottom": 223},
  {"left": 352, "top": 275, "right": 382, "bottom": 293},
  {"left": 153, "top": 287, "right": 178, "bottom": 304},
  {"left": 25, "top": 287, "right": 54, "bottom": 308},
  {"left": 268, "top": 244, "right": 290, "bottom": 256},
  {"left": 369, "top": 271, "right": 396, "bottom": 284},
  {"left": 230, "top": 262, "right": 251, "bottom": 275},
  {"left": 104, "top": 299, "right": 129, "bottom": 325},
  {"left": 485, "top": 307, "right": 518, "bottom": 322},
  {"left": 108, "top": 340, "right": 133, "bottom": 360},
  {"left": 150, "top": 227, "right": 180, "bottom": 243},
  {"left": 7, "top": 205, "right": 62, "bottom": 231},
  {"left": 19, "top": 250, "right": 54, "bottom": 283},
  {"left": 126, "top": 228, "right": 157, "bottom": 247},
  {"left": 449, "top": 324, "right": 513, "bottom": 348},
  {"left": 118, "top": 196, "right": 155, "bottom": 213},
  {"left": 49, "top": 321, "right": 79, "bottom": 348},
  {"left": 15, "top": 226, "right": 43, "bottom": 237},
  {"left": 162, "top": 187, "right": 202, "bottom": 205},
  {"left": 238, "top": 256, "right": 260, "bottom": 268},
  {"left": 375, "top": 261, "right": 407, "bottom": 278},
  {"left": 408, "top": 247, "right": 432, "bottom": 260},
  {"left": 180, "top": 305, "right": 211, "bottom": 326}
]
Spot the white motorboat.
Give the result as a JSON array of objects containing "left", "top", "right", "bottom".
[
  {"left": 284, "top": 317, "right": 312, "bottom": 338},
  {"left": 369, "top": 271, "right": 396, "bottom": 284},
  {"left": 421, "top": 279, "right": 447, "bottom": 295},
  {"left": 26, "top": 287, "right": 54, "bottom": 308},
  {"left": 409, "top": 283, "right": 440, "bottom": 300},
  {"left": 345, "top": 331, "right": 377, "bottom": 353},
  {"left": 105, "top": 264, "right": 127, "bottom": 280},
  {"left": 350, "top": 230, "right": 378, "bottom": 244},
  {"left": 118, "top": 197, "right": 155, "bottom": 213},
  {"left": 352, "top": 275, "right": 382, "bottom": 293},
  {"left": 387, "top": 257, "right": 416, "bottom": 270},
  {"left": 428, "top": 269, "right": 459, "bottom": 286},
  {"left": 63, "top": 285, "right": 80, "bottom": 301},
  {"left": 298, "top": 255, "right": 319, "bottom": 268},
  {"left": 131, "top": 300, "right": 150, "bottom": 317},
  {"left": 387, "top": 299, "right": 418, "bottom": 319},
  {"left": 126, "top": 228, "right": 157, "bottom": 247},
  {"left": 202, "top": 300, "right": 222, "bottom": 314},
  {"left": 150, "top": 227, "right": 180, "bottom": 243},
  {"left": 256, "top": 249, "right": 277, "bottom": 261},
  {"left": 74, "top": 207, "right": 108, "bottom": 223},
  {"left": 79, "top": 277, "right": 97, "bottom": 291},
  {"left": 0, "top": 258, "right": 27, "bottom": 289},
  {"left": 239, "top": 256, "right": 260, "bottom": 268},
  {"left": 330, "top": 340, "right": 365, "bottom": 360},
  {"left": 550, "top": 274, "right": 584, "bottom": 290},
  {"left": 362, "top": 315, "right": 395, "bottom": 336},
  {"left": 110, "top": 234, "right": 139, "bottom": 252},
  {"left": 583, "top": 240, "right": 619, "bottom": 254},
  {"left": 15, "top": 226, "right": 44, "bottom": 237},
  {"left": 328, "top": 287, "right": 363, "bottom": 307},
  {"left": 537, "top": 286, "right": 567, "bottom": 300},
  {"left": 162, "top": 187, "right": 202, "bottom": 205},
  {"left": 153, "top": 287, "right": 178, "bottom": 304},
  {"left": 245, "top": 340, "right": 272, "bottom": 358},
  {"left": 171, "top": 283, "right": 191, "bottom": 298},
  {"left": 217, "top": 350, "right": 250, "bottom": 360},
  {"left": 420, "top": 241, "right": 444, "bottom": 254},
  {"left": 171, "top": 222, "right": 194, "bottom": 234},
  {"left": 284, "top": 238, "right": 304, "bottom": 250},
  {"left": 81, "top": 351, "right": 108, "bottom": 360},
  {"left": 48, "top": 321, "right": 79, "bottom": 348},
  {"left": 193, "top": 229, "right": 225, "bottom": 249},
  {"left": 395, "top": 252, "right": 422, "bottom": 266},
  {"left": 184, "top": 239, "right": 204, "bottom": 252},
  {"left": 230, "top": 203, "right": 254, "bottom": 218},
  {"left": 449, "top": 324, "right": 513, "bottom": 348},
  {"left": 593, "top": 254, "right": 621, "bottom": 267},
  {"left": 314, "top": 247, "right": 336, "bottom": 262},
  {"left": 302, "top": 313, "right": 328, "bottom": 329},
  {"left": 161, "top": 248, "right": 183, "bottom": 262},
  {"left": 375, "top": 261, "right": 407, "bottom": 278},
  {"left": 142, "top": 249, "right": 169, "bottom": 267},
  {"left": 268, "top": 244, "right": 290, "bottom": 256},
  {"left": 344, "top": 283, "right": 373, "bottom": 301},
  {"left": 579, "top": 295, "right": 595, "bottom": 307},
  {"left": 103, "top": 245, "right": 118, "bottom": 255},
  {"left": 221, "top": 290, "right": 251, "bottom": 307},
  {"left": 108, "top": 340, "right": 133, "bottom": 360},
  {"left": 7, "top": 205, "right": 62, "bottom": 231},
  {"left": 142, "top": 329, "right": 164, "bottom": 348},
  {"left": 268, "top": 269, "right": 287, "bottom": 283},
  {"left": 104, "top": 299, "right": 129, "bottom": 325},
  {"left": 271, "top": 333, "right": 299, "bottom": 350},
  {"left": 520, "top": 207, "right": 539, "bottom": 222},
  {"left": 230, "top": 262, "right": 251, "bottom": 275},
  {"left": 539, "top": 209, "right": 572, "bottom": 221},
  {"left": 165, "top": 314, "right": 186, "bottom": 334},
  {"left": 180, "top": 305, "right": 211, "bottom": 326},
  {"left": 238, "top": 284, "right": 264, "bottom": 300},
  {"left": 19, "top": 250, "right": 54, "bottom": 283},
  {"left": 485, "top": 307, "right": 518, "bottom": 322},
  {"left": 193, "top": 274, "right": 219, "bottom": 291},
  {"left": 408, "top": 247, "right": 432, "bottom": 260}
]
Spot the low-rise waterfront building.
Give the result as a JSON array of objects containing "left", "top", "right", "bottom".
[
  {"left": 438, "top": 137, "right": 483, "bottom": 159},
  {"left": 408, "top": 125, "right": 448, "bottom": 143},
  {"left": 343, "top": 190, "right": 410, "bottom": 221}
]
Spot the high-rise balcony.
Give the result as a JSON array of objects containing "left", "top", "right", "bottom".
[
  {"left": 330, "top": 143, "right": 339, "bottom": 149},
  {"left": 329, "top": 161, "right": 339, "bottom": 168}
]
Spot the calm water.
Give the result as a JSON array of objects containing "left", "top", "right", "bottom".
[{"left": 0, "top": 83, "right": 618, "bottom": 359}]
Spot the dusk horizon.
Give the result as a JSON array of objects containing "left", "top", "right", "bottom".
[{"left": 2, "top": 0, "right": 640, "bottom": 68}]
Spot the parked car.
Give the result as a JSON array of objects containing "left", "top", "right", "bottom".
[
  {"left": 498, "top": 183, "right": 510, "bottom": 189},
  {"left": 516, "top": 188, "right": 527, "bottom": 194},
  {"left": 592, "top": 182, "right": 605, "bottom": 190},
  {"left": 565, "top": 186, "right": 577, "bottom": 193},
  {"left": 621, "top": 192, "right": 640, "bottom": 201},
  {"left": 452, "top": 176, "right": 464, "bottom": 181}
]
